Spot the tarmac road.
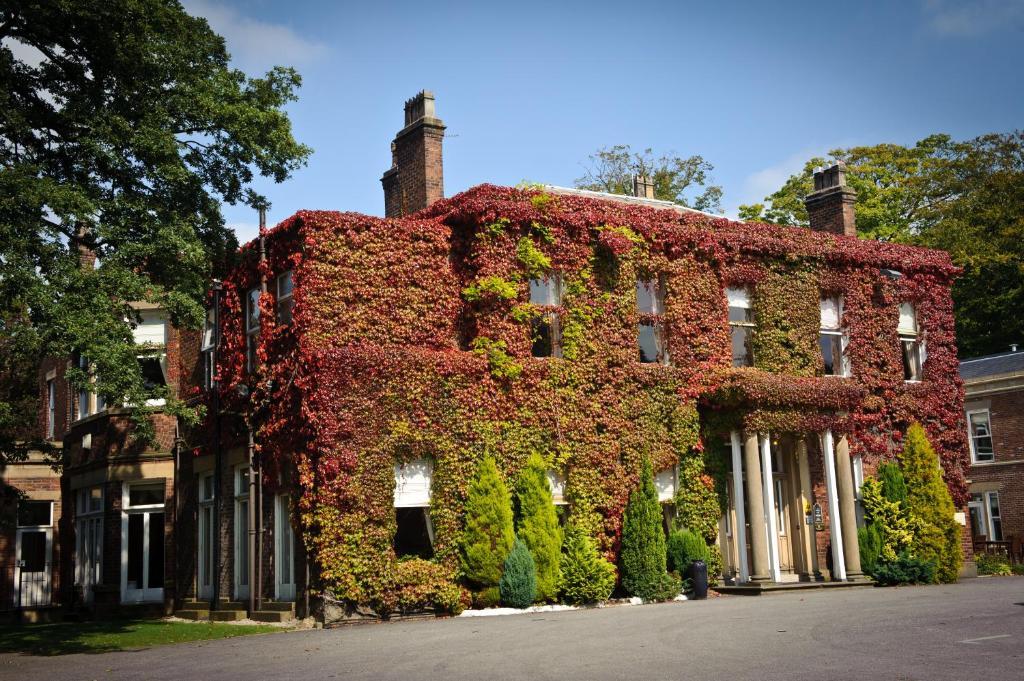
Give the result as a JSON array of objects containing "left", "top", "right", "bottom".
[{"left": 2, "top": 576, "right": 1022, "bottom": 681}]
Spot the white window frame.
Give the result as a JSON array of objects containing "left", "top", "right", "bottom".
[
  {"left": 276, "top": 271, "right": 294, "bottom": 325},
  {"left": 393, "top": 459, "right": 435, "bottom": 551},
  {"left": 201, "top": 307, "right": 216, "bottom": 391},
  {"left": 14, "top": 503, "right": 53, "bottom": 608},
  {"left": 726, "top": 287, "right": 755, "bottom": 367},
  {"left": 75, "top": 486, "right": 104, "bottom": 603},
  {"left": 637, "top": 276, "right": 669, "bottom": 366},
  {"left": 234, "top": 465, "right": 251, "bottom": 600},
  {"left": 47, "top": 379, "right": 56, "bottom": 440},
  {"left": 275, "top": 494, "right": 297, "bottom": 601},
  {"left": 970, "top": 491, "right": 1003, "bottom": 542},
  {"left": 529, "top": 274, "right": 564, "bottom": 359},
  {"left": 120, "top": 480, "right": 166, "bottom": 603},
  {"left": 197, "top": 474, "right": 215, "bottom": 600},
  {"left": 898, "top": 302, "right": 923, "bottom": 383},
  {"left": 820, "top": 296, "right": 851, "bottom": 377},
  {"left": 966, "top": 409, "right": 995, "bottom": 464},
  {"left": 246, "top": 288, "right": 260, "bottom": 373}
]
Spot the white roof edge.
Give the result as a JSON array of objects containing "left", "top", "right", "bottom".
[{"left": 540, "top": 185, "right": 729, "bottom": 221}]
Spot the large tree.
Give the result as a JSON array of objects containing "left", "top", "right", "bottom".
[
  {"left": 575, "top": 144, "right": 723, "bottom": 213},
  {"left": 0, "top": 0, "right": 311, "bottom": 459},
  {"left": 738, "top": 132, "right": 1024, "bottom": 357}
]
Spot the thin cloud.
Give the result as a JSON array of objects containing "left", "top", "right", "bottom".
[
  {"left": 922, "top": 0, "right": 1024, "bottom": 37},
  {"left": 182, "top": 0, "right": 329, "bottom": 73},
  {"left": 726, "top": 149, "right": 820, "bottom": 219}
]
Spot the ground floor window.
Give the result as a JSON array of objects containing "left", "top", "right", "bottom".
[
  {"left": 275, "top": 494, "right": 297, "bottom": 601},
  {"left": 394, "top": 507, "right": 434, "bottom": 559},
  {"left": 197, "top": 474, "right": 215, "bottom": 600},
  {"left": 16, "top": 500, "right": 53, "bottom": 607},
  {"left": 75, "top": 486, "right": 103, "bottom": 603},
  {"left": 122, "top": 481, "right": 165, "bottom": 603},
  {"left": 969, "top": 491, "right": 1002, "bottom": 541}
]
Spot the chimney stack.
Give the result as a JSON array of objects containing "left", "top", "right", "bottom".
[
  {"left": 632, "top": 174, "right": 655, "bottom": 199},
  {"left": 804, "top": 161, "right": 857, "bottom": 237},
  {"left": 381, "top": 90, "right": 446, "bottom": 218}
]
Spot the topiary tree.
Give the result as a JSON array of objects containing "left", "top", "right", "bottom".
[
  {"left": 666, "top": 527, "right": 710, "bottom": 575},
  {"left": 515, "top": 453, "right": 563, "bottom": 602},
  {"left": 877, "top": 462, "right": 909, "bottom": 505},
  {"left": 460, "top": 455, "right": 515, "bottom": 593},
  {"left": 558, "top": 523, "right": 616, "bottom": 605},
  {"left": 620, "top": 458, "right": 679, "bottom": 600},
  {"left": 899, "top": 422, "right": 962, "bottom": 584},
  {"left": 499, "top": 538, "right": 537, "bottom": 608}
]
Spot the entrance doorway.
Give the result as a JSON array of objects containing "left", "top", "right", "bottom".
[
  {"left": 234, "top": 465, "right": 250, "bottom": 601},
  {"left": 75, "top": 487, "right": 103, "bottom": 604},
  {"left": 275, "top": 495, "right": 296, "bottom": 601},
  {"left": 121, "top": 481, "right": 166, "bottom": 603},
  {"left": 15, "top": 500, "right": 53, "bottom": 607},
  {"left": 197, "top": 474, "right": 215, "bottom": 600}
]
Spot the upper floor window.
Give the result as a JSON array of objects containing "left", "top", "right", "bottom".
[
  {"left": 246, "top": 288, "right": 260, "bottom": 372},
  {"left": 201, "top": 307, "right": 216, "bottom": 391},
  {"left": 898, "top": 302, "right": 922, "bottom": 381},
  {"left": 967, "top": 409, "right": 994, "bottom": 463},
  {"left": 78, "top": 355, "right": 92, "bottom": 419},
  {"left": 820, "top": 296, "right": 850, "bottom": 377},
  {"left": 727, "top": 287, "right": 754, "bottom": 367},
  {"left": 637, "top": 277, "right": 668, "bottom": 365},
  {"left": 17, "top": 500, "right": 53, "bottom": 527},
  {"left": 47, "top": 379, "right": 56, "bottom": 440},
  {"left": 530, "top": 274, "right": 563, "bottom": 358},
  {"left": 276, "top": 271, "right": 294, "bottom": 325}
]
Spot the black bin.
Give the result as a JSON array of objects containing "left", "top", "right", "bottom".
[{"left": 688, "top": 559, "right": 708, "bottom": 600}]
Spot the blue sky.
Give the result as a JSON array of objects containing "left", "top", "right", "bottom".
[{"left": 181, "top": 0, "right": 1024, "bottom": 242}]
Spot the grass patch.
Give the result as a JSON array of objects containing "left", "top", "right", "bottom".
[{"left": 0, "top": 618, "right": 281, "bottom": 656}]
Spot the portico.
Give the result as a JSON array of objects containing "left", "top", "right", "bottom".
[{"left": 722, "top": 428, "right": 864, "bottom": 588}]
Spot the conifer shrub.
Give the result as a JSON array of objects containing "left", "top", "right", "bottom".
[
  {"left": 515, "top": 453, "right": 563, "bottom": 602},
  {"left": 460, "top": 455, "right": 515, "bottom": 594},
  {"left": 871, "top": 552, "right": 937, "bottom": 586},
  {"left": 899, "top": 423, "right": 962, "bottom": 583},
  {"left": 558, "top": 524, "right": 616, "bottom": 605},
  {"left": 857, "top": 524, "right": 883, "bottom": 576},
  {"left": 877, "top": 462, "right": 908, "bottom": 505},
  {"left": 666, "top": 527, "right": 710, "bottom": 575},
  {"left": 499, "top": 538, "right": 537, "bottom": 608},
  {"left": 620, "top": 459, "right": 680, "bottom": 601}
]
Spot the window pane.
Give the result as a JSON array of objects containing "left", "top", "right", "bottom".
[
  {"left": 394, "top": 507, "right": 434, "bottom": 559},
  {"left": 636, "top": 279, "right": 663, "bottom": 315},
  {"left": 970, "top": 412, "right": 994, "bottom": 460},
  {"left": 277, "top": 271, "right": 294, "bottom": 299},
  {"left": 532, "top": 316, "right": 554, "bottom": 357},
  {"left": 820, "top": 333, "right": 844, "bottom": 376},
  {"left": 902, "top": 339, "right": 922, "bottom": 380},
  {"left": 725, "top": 287, "right": 750, "bottom": 309},
  {"left": 529, "top": 277, "right": 558, "bottom": 306},
  {"left": 129, "top": 483, "right": 164, "bottom": 507},
  {"left": 17, "top": 501, "right": 51, "bottom": 527},
  {"left": 148, "top": 512, "right": 165, "bottom": 589},
  {"left": 638, "top": 323, "right": 659, "bottom": 363},
  {"left": 127, "top": 513, "right": 144, "bottom": 588},
  {"left": 138, "top": 356, "right": 166, "bottom": 390},
  {"left": 732, "top": 326, "right": 753, "bottom": 367},
  {"left": 89, "top": 487, "right": 102, "bottom": 513},
  {"left": 898, "top": 302, "right": 917, "bottom": 335},
  {"left": 277, "top": 297, "right": 294, "bottom": 325},
  {"left": 728, "top": 306, "right": 754, "bottom": 324},
  {"left": 247, "top": 288, "right": 260, "bottom": 331},
  {"left": 237, "top": 500, "right": 249, "bottom": 586},
  {"left": 988, "top": 493, "right": 1002, "bottom": 541},
  {"left": 20, "top": 530, "right": 47, "bottom": 571}
]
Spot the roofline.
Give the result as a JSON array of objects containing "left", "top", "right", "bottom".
[{"left": 541, "top": 185, "right": 726, "bottom": 221}]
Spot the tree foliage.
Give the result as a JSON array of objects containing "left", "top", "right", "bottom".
[
  {"left": 514, "top": 453, "right": 563, "bottom": 602},
  {"left": 499, "top": 537, "right": 537, "bottom": 608},
  {"left": 558, "top": 523, "right": 616, "bottom": 605},
  {"left": 459, "top": 455, "right": 515, "bottom": 590},
  {"left": 900, "top": 422, "right": 962, "bottom": 584},
  {"left": 737, "top": 132, "right": 1024, "bottom": 357},
  {"left": 619, "top": 458, "right": 678, "bottom": 600},
  {"left": 0, "top": 0, "right": 311, "bottom": 457},
  {"left": 575, "top": 144, "right": 723, "bottom": 213}
]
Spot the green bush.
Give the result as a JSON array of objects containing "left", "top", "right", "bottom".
[
  {"left": 1012, "top": 563, "right": 1024, "bottom": 576},
  {"left": 393, "top": 558, "right": 465, "bottom": 615},
  {"left": 976, "top": 554, "right": 1012, "bottom": 576},
  {"left": 515, "top": 453, "right": 563, "bottom": 602},
  {"left": 877, "top": 462, "right": 908, "bottom": 505},
  {"left": 858, "top": 523, "right": 883, "bottom": 576},
  {"left": 872, "top": 552, "right": 937, "bottom": 586},
  {"left": 666, "top": 528, "right": 710, "bottom": 575},
  {"left": 460, "top": 455, "right": 515, "bottom": 592},
  {"left": 558, "top": 524, "right": 616, "bottom": 605},
  {"left": 620, "top": 459, "right": 674, "bottom": 600},
  {"left": 499, "top": 538, "right": 538, "bottom": 608},
  {"left": 900, "top": 423, "right": 962, "bottom": 583},
  {"left": 473, "top": 586, "right": 502, "bottom": 609}
]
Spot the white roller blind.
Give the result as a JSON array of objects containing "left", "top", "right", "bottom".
[
  {"left": 133, "top": 310, "right": 167, "bottom": 346},
  {"left": 546, "top": 469, "right": 567, "bottom": 505},
  {"left": 820, "top": 297, "right": 842, "bottom": 330},
  {"left": 655, "top": 467, "right": 677, "bottom": 502},
  {"left": 726, "top": 287, "right": 750, "bottom": 309},
  {"left": 394, "top": 459, "right": 433, "bottom": 507},
  {"left": 898, "top": 302, "right": 917, "bottom": 335}
]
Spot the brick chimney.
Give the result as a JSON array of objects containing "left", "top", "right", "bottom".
[
  {"left": 804, "top": 161, "right": 857, "bottom": 237},
  {"left": 381, "top": 90, "right": 445, "bottom": 218},
  {"left": 632, "top": 174, "right": 655, "bottom": 199}
]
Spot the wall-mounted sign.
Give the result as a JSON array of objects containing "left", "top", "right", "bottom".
[{"left": 812, "top": 503, "right": 824, "bottom": 532}]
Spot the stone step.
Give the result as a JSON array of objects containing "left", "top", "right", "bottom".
[
  {"left": 250, "top": 610, "right": 295, "bottom": 623},
  {"left": 176, "top": 609, "right": 210, "bottom": 621},
  {"left": 208, "top": 609, "right": 248, "bottom": 622},
  {"left": 258, "top": 601, "right": 296, "bottom": 613},
  {"left": 183, "top": 599, "right": 247, "bottom": 610}
]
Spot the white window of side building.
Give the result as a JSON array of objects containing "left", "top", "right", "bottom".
[
  {"left": 966, "top": 409, "right": 995, "bottom": 463},
  {"left": 969, "top": 491, "right": 1002, "bottom": 541},
  {"left": 820, "top": 296, "right": 850, "bottom": 377},
  {"left": 898, "top": 302, "right": 923, "bottom": 382},
  {"left": 394, "top": 458, "right": 434, "bottom": 558},
  {"left": 727, "top": 287, "right": 755, "bottom": 367},
  {"left": 201, "top": 306, "right": 216, "bottom": 390},
  {"left": 75, "top": 486, "right": 103, "bottom": 603},
  {"left": 529, "top": 274, "right": 563, "bottom": 358},
  {"left": 276, "top": 271, "right": 294, "bottom": 325}
]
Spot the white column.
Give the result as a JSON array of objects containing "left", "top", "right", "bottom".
[
  {"left": 760, "top": 434, "right": 782, "bottom": 583},
  {"left": 729, "top": 431, "right": 749, "bottom": 583},
  {"left": 822, "top": 429, "right": 847, "bottom": 581}
]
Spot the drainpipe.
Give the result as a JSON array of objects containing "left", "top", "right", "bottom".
[
  {"left": 247, "top": 426, "right": 257, "bottom": 616},
  {"left": 253, "top": 207, "right": 269, "bottom": 614},
  {"left": 210, "top": 280, "right": 223, "bottom": 612}
]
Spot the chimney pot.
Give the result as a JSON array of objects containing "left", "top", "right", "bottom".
[
  {"left": 804, "top": 161, "right": 857, "bottom": 237},
  {"left": 632, "top": 174, "right": 655, "bottom": 199}
]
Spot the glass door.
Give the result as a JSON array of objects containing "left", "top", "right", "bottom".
[
  {"left": 15, "top": 500, "right": 53, "bottom": 607},
  {"left": 275, "top": 494, "right": 296, "bottom": 601},
  {"left": 197, "top": 474, "right": 215, "bottom": 600},
  {"left": 234, "top": 466, "right": 250, "bottom": 601},
  {"left": 121, "top": 481, "right": 166, "bottom": 603},
  {"left": 75, "top": 487, "right": 103, "bottom": 604}
]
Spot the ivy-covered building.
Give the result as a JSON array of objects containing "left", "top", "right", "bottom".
[{"left": 182, "top": 91, "right": 973, "bottom": 617}]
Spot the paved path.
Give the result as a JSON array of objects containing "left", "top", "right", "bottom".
[{"left": 3, "top": 577, "right": 1023, "bottom": 681}]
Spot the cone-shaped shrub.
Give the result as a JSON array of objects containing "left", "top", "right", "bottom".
[
  {"left": 558, "top": 523, "right": 616, "bottom": 605},
  {"left": 515, "top": 453, "right": 563, "bottom": 602},
  {"left": 900, "top": 422, "right": 962, "bottom": 584},
  {"left": 620, "top": 458, "right": 678, "bottom": 600},
  {"left": 857, "top": 523, "right": 883, "bottom": 576},
  {"left": 499, "top": 538, "right": 537, "bottom": 608},
  {"left": 877, "top": 462, "right": 908, "bottom": 505},
  {"left": 460, "top": 455, "right": 515, "bottom": 591}
]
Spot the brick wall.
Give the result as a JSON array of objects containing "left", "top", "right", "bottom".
[{"left": 967, "top": 385, "right": 1024, "bottom": 543}]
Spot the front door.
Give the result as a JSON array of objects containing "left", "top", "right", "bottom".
[
  {"left": 234, "top": 466, "right": 250, "bottom": 601},
  {"left": 122, "top": 481, "right": 166, "bottom": 603},
  {"left": 197, "top": 474, "right": 215, "bottom": 600},
  {"left": 772, "top": 475, "right": 795, "bottom": 574},
  {"left": 275, "top": 495, "right": 296, "bottom": 601},
  {"left": 15, "top": 528, "right": 52, "bottom": 607}
]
